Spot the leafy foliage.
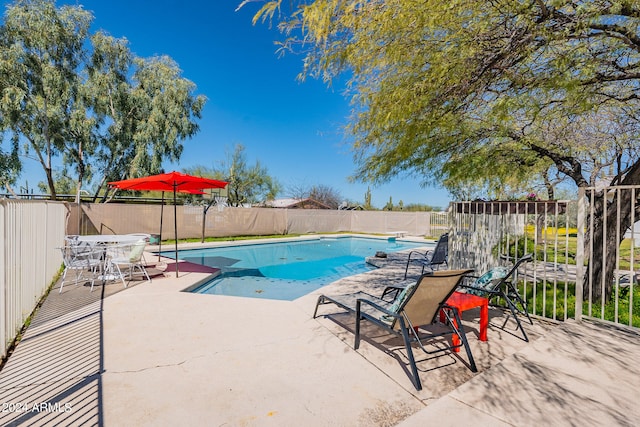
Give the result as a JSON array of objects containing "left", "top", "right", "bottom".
[
  {"left": 251, "top": 0, "right": 640, "bottom": 193},
  {"left": 0, "top": 136, "right": 21, "bottom": 192},
  {"left": 184, "top": 144, "right": 281, "bottom": 207},
  {"left": 0, "top": 0, "right": 205, "bottom": 200},
  {"left": 249, "top": 0, "right": 640, "bottom": 302}
]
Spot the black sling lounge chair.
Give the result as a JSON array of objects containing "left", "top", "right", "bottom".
[
  {"left": 313, "top": 269, "right": 476, "bottom": 391},
  {"left": 403, "top": 232, "right": 448, "bottom": 279},
  {"left": 384, "top": 254, "right": 534, "bottom": 342},
  {"left": 458, "top": 253, "right": 535, "bottom": 342}
]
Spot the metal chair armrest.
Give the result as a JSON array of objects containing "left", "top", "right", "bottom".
[
  {"left": 356, "top": 297, "right": 399, "bottom": 319},
  {"left": 381, "top": 285, "right": 404, "bottom": 301},
  {"left": 457, "top": 283, "right": 501, "bottom": 297}
]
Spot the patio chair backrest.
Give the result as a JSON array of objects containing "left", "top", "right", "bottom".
[
  {"left": 128, "top": 240, "right": 147, "bottom": 263},
  {"left": 430, "top": 233, "right": 449, "bottom": 265},
  {"left": 390, "top": 269, "right": 472, "bottom": 331},
  {"left": 107, "top": 240, "right": 146, "bottom": 263},
  {"left": 60, "top": 244, "right": 101, "bottom": 268},
  {"left": 466, "top": 267, "right": 510, "bottom": 295},
  {"left": 65, "top": 235, "right": 94, "bottom": 252},
  {"left": 466, "top": 253, "right": 534, "bottom": 296}
]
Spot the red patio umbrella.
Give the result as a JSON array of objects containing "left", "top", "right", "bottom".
[{"left": 109, "top": 171, "right": 228, "bottom": 276}]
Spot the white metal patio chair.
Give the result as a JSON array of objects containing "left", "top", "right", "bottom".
[
  {"left": 106, "top": 240, "right": 151, "bottom": 287},
  {"left": 58, "top": 244, "right": 103, "bottom": 292},
  {"left": 125, "top": 233, "right": 151, "bottom": 265}
]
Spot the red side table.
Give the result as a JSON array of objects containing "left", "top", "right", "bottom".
[{"left": 440, "top": 291, "right": 489, "bottom": 352}]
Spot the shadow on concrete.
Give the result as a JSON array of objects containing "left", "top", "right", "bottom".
[
  {"left": 0, "top": 276, "right": 149, "bottom": 426},
  {"left": 160, "top": 261, "right": 220, "bottom": 274},
  {"left": 438, "top": 319, "right": 640, "bottom": 426}
]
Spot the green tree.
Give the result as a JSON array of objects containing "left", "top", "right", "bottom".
[
  {"left": 92, "top": 49, "right": 205, "bottom": 202},
  {"left": 0, "top": 136, "right": 21, "bottom": 194},
  {"left": 0, "top": 0, "right": 204, "bottom": 201},
  {"left": 251, "top": 0, "right": 640, "bottom": 303},
  {"left": 37, "top": 169, "right": 76, "bottom": 195},
  {"left": 0, "top": 0, "right": 92, "bottom": 200},
  {"left": 184, "top": 144, "right": 280, "bottom": 207}
]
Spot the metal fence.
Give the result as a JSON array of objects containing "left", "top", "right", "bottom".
[
  {"left": 578, "top": 185, "right": 639, "bottom": 328},
  {"left": 449, "top": 200, "right": 578, "bottom": 322},
  {"left": 1, "top": 203, "right": 446, "bottom": 360},
  {"left": 0, "top": 200, "right": 67, "bottom": 360},
  {"left": 6, "top": 192, "right": 636, "bottom": 361},
  {"left": 449, "top": 192, "right": 639, "bottom": 330}
]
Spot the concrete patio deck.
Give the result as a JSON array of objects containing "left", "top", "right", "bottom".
[{"left": 1, "top": 242, "right": 639, "bottom": 426}]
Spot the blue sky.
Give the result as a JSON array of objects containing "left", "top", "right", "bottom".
[{"left": 18, "top": 0, "right": 452, "bottom": 209}]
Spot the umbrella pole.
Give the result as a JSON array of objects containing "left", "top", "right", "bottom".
[
  {"left": 158, "top": 192, "right": 164, "bottom": 262},
  {"left": 174, "top": 185, "right": 179, "bottom": 277}
]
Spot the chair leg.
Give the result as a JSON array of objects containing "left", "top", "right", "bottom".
[
  {"left": 398, "top": 318, "right": 422, "bottom": 390},
  {"left": 448, "top": 309, "right": 478, "bottom": 372},
  {"left": 501, "top": 296, "right": 529, "bottom": 342},
  {"left": 508, "top": 287, "right": 534, "bottom": 325},
  {"left": 132, "top": 264, "right": 151, "bottom": 282},
  {"left": 381, "top": 286, "right": 401, "bottom": 301},
  {"left": 59, "top": 269, "right": 69, "bottom": 293},
  {"left": 89, "top": 265, "right": 98, "bottom": 292},
  {"left": 313, "top": 295, "right": 331, "bottom": 318},
  {"left": 404, "top": 256, "right": 413, "bottom": 280},
  {"left": 73, "top": 269, "right": 82, "bottom": 286},
  {"left": 354, "top": 309, "right": 423, "bottom": 391},
  {"left": 355, "top": 301, "right": 362, "bottom": 350},
  {"left": 112, "top": 263, "right": 127, "bottom": 287},
  {"left": 140, "top": 264, "right": 151, "bottom": 282}
]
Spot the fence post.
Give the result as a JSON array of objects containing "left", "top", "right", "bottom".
[
  {"left": 575, "top": 188, "right": 585, "bottom": 322},
  {"left": 0, "top": 201, "right": 5, "bottom": 359}
]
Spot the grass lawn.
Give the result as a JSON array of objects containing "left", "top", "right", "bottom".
[
  {"left": 504, "top": 226, "right": 640, "bottom": 270},
  {"left": 497, "top": 226, "right": 640, "bottom": 327},
  {"left": 517, "top": 280, "right": 640, "bottom": 328}
]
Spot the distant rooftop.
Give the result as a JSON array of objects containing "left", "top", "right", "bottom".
[{"left": 260, "top": 198, "right": 332, "bottom": 209}]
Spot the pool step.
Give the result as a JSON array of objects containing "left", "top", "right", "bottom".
[{"left": 221, "top": 268, "right": 265, "bottom": 278}]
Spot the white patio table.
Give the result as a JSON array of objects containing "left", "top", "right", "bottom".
[
  {"left": 76, "top": 234, "right": 143, "bottom": 245},
  {"left": 75, "top": 235, "right": 147, "bottom": 285}
]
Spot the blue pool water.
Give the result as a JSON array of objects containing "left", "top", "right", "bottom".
[{"left": 168, "top": 237, "right": 429, "bottom": 301}]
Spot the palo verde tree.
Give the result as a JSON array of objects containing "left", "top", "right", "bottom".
[
  {"left": 249, "top": 0, "right": 640, "bottom": 303},
  {"left": 0, "top": 0, "right": 204, "bottom": 201}
]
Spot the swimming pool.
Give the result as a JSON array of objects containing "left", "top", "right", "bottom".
[{"left": 170, "top": 237, "right": 429, "bottom": 301}]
